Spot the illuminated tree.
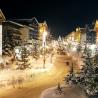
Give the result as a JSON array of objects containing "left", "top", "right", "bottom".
[
  {"left": 64, "top": 49, "right": 98, "bottom": 97},
  {"left": 17, "top": 46, "right": 30, "bottom": 70},
  {"left": 32, "top": 43, "right": 39, "bottom": 62}
]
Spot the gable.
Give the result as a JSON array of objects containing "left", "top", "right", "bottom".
[{"left": 0, "top": 9, "right": 6, "bottom": 22}]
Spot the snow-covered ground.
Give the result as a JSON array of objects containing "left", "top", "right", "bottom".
[
  {"left": 0, "top": 62, "right": 54, "bottom": 88},
  {"left": 40, "top": 86, "right": 87, "bottom": 98},
  {"left": 0, "top": 54, "right": 83, "bottom": 98}
]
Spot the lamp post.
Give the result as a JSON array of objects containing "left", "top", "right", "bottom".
[
  {"left": 38, "top": 21, "right": 48, "bottom": 68},
  {"left": 42, "top": 31, "right": 47, "bottom": 68}
]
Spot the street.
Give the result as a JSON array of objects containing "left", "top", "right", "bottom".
[{"left": 0, "top": 54, "right": 73, "bottom": 98}]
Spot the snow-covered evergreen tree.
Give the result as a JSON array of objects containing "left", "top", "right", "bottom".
[
  {"left": 77, "top": 43, "right": 82, "bottom": 55},
  {"left": 17, "top": 46, "right": 30, "bottom": 70},
  {"left": 64, "top": 47, "right": 98, "bottom": 97},
  {"left": 32, "top": 43, "right": 39, "bottom": 62}
]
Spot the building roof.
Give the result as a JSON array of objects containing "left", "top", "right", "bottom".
[
  {"left": 9, "top": 17, "right": 39, "bottom": 30},
  {"left": 0, "top": 9, "right": 6, "bottom": 22},
  {"left": 4, "top": 21, "right": 35, "bottom": 31}
]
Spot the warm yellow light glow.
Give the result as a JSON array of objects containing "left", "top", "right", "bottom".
[
  {"left": 40, "top": 55, "right": 43, "bottom": 58},
  {"left": 96, "top": 20, "right": 98, "bottom": 25},
  {"left": 0, "top": 25, "right": 2, "bottom": 55},
  {"left": 39, "top": 28, "right": 44, "bottom": 33}
]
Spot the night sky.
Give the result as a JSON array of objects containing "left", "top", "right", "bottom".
[{"left": 1, "top": 0, "right": 98, "bottom": 37}]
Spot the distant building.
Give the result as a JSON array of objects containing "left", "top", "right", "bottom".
[
  {"left": 14, "top": 17, "right": 39, "bottom": 40},
  {"left": 65, "top": 31, "right": 76, "bottom": 42},
  {"left": 76, "top": 25, "right": 96, "bottom": 44},
  {"left": 0, "top": 10, "right": 50, "bottom": 56},
  {"left": 86, "top": 30, "right": 96, "bottom": 44},
  {"left": 2, "top": 21, "right": 36, "bottom": 56},
  {"left": 80, "top": 28, "right": 86, "bottom": 43},
  {"left": 85, "top": 25, "right": 96, "bottom": 44},
  {"left": 75, "top": 27, "right": 81, "bottom": 43},
  {"left": 0, "top": 10, "right": 40, "bottom": 56}
]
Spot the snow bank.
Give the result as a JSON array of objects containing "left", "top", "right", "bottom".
[{"left": 40, "top": 86, "right": 87, "bottom": 98}]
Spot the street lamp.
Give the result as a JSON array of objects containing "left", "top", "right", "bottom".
[
  {"left": 42, "top": 31, "right": 47, "bottom": 47},
  {"left": 42, "top": 31, "right": 47, "bottom": 68}
]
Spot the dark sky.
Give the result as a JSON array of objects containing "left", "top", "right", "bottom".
[{"left": 1, "top": 0, "right": 98, "bottom": 37}]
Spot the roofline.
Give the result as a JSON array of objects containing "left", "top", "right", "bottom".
[
  {"left": 5, "top": 21, "right": 35, "bottom": 31},
  {"left": 0, "top": 9, "right": 6, "bottom": 21},
  {"left": 8, "top": 21, "right": 24, "bottom": 27}
]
